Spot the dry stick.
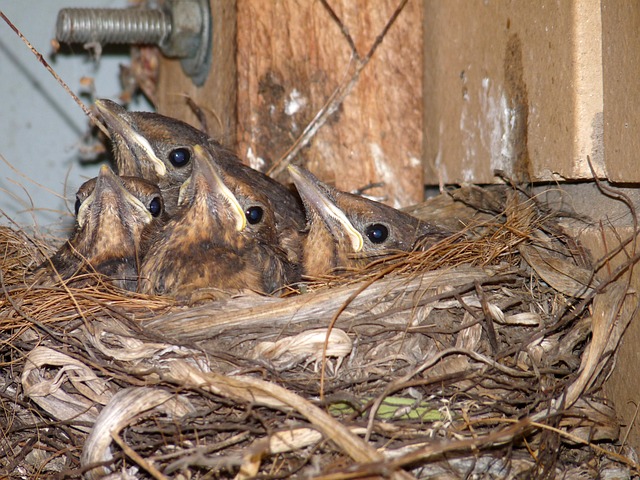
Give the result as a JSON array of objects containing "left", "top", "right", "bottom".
[
  {"left": 475, "top": 281, "right": 498, "bottom": 352},
  {"left": 519, "top": 229, "right": 640, "bottom": 376},
  {"left": 320, "top": 0, "right": 359, "bottom": 59},
  {"left": 111, "top": 431, "right": 168, "bottom": 480},
  {"left": 319, "top": 261, "right": 402, "bottom": 400},
  {"left": 388, "top": 419, "right": 532, "bottom": 472},
  {"left": 0, "top": 268, "right": 65, "bottom": 341},
  {"left": 317, "top": 271, "right": 518, "bottom": 398},
  {"left": 313, "top": 419, "right": 532, "bottom": 480},
  {"left": 540, "top": 156, "right": 640, "bottom": 336},
  {"left": 579, "top": 155, "right": 640, "bottom": 277},
  {"left": 587, "top": 155, "right": 638, "bottom": 287},
  {"left": 0, "top": 10, "right": 110, "bottom": 138},
  {"left": 599, "top": 219, "right": 613, "bottom": 277},
  {"left": 267, "top": 0, "right": 409, "bottom": 177},
  {"left": 362, "top": 346, "right": 536, "bottom": 443},
  {"left": 383, "top": 417, "right": 639, "bottom": 476},
  {"left": 620, "top": 402, "right": 640, "bottom": 455},
  {"left": 472, "top": 418, "right": 640, "bottom": 473}
]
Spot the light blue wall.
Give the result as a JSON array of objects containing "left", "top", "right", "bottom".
[{"left": 0, "top": 1, "right": 151, "bottom": 236}]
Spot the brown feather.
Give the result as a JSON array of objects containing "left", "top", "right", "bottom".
[
  {"left": 33, "top": 166, "right": 166, "bottom": 290},
  {"left": 289, "top": 165, "right": 452, "bottom": 277},
  {"left": 139, "top": 147, "right": 298, "bottom": 299},
  {"left": 95, "top": 98, "right": 305, "bottom": 268}
]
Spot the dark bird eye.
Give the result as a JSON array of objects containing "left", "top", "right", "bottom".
[
  {"left": 245, "top": 206, "right": 264, "bottom": 224},
  {"left": 169, "top": 148, "right": 191, "bottom": 167},
  {"left": 148, "top": 197, "right": 162, "bottom": 217},
  {"left": 365, "top": 223, "right": 389, "bottom": 244},
  {"left": 74, "top": 197, "right": 82, "bottom": 216}
]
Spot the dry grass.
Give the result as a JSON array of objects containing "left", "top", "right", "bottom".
[{"left": 1, "top": 185, "right": 638, "bottom": 479}]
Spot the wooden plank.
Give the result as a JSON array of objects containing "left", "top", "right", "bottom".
[
  {"left": 535, "top": 182, "right": 640, "bottom": 451},
  {"left": 156, "top": 0, "right": 237, "bottom": 146},
  {"left": 236, "top": 0, "right": 424, "bottom": 208},
  {"left": 601, "top": 0, "right": 640, "bottom": 182},
  {"left": 423, "top": 0, "right": 605, "bottom": 184}
]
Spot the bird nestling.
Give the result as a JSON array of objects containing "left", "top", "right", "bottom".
[
  {"left": 288, "top": 165, "right": 452, "bottom": 278},
  {"left": 94, "top": 98, "right": 306, "bottom": 266},
  {"left": 139, "top": 145, "right": 299, "bottom": 300},
  {"left": 33, "top": 165, "right": 166, "bottom": 290}
]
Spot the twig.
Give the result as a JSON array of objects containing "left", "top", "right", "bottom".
[
  {"left": 319, "top": 264, "right": 392, "bottom": 400},
  {"left": 313, "top": 419, "right": 532, "bottom": 480},
  {"left": 532, "top": 158, "right": 640, "bottom": 338},
  {"left": 320, "top": 0, "right": 359, "bottom": 59},
  {"left": 0, "top": 268, "right": 65, "bottom": 341},
  {"left": 0, "top": 10, "right": 110, "bottom": 138},
  {"left": 475, "top": 281, "right": 498, "bottom": 352},
  {"left": 587, "top": 155, "right": 638, "bottom": 287},
  {"left": 112, "top": 430, "right": 168, "bottom": 480},
  {"left": 364, "top": 346, "right": 537, "bottom": 442},
  {"left": 267, "top": 0, "right": 409, "bottom": 177}
]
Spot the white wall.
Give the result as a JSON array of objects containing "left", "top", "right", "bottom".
[{"left": 0, "top": 1, "right": 151, "bottom": 236}]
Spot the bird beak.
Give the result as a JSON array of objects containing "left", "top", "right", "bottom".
[
  {"left": 94, "top": 99, "right": 167, "bottom": 178},
  {"left": 188, "top": 145, "right": 246, "bottom": 231},
  {"left": 78, "top": 164, "right": 152, "bottom": 228},
  {"left": 288, "top": 165, "right": 363, "bottom": 252}
]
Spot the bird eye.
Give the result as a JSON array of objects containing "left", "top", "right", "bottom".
[
  {"left": 245, "top": 206, "right": 264, "bottom": 224},
  {"left": 365, "top": 223, "right": 389, "bottom": 244},
  {"left": 74, "top": 197, "right": 82, "bottom": 216},
  {"left": 169, "top": 148, "right": 191, "bottom": 167},
  {"left": 147, "top": 196, "right": 163, "bottom": 217}
]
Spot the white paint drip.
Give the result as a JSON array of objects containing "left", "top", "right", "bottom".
[
  {"left": 490, "top": 90, "right": 515, "bottom": 173},
  {"left": 459, "top": 96, "right": 477, "bottom": 173},
  {"left": 459, "top": 75, "right": 516, "bottom": 177},
  {"left": 461, "top": 168, "right": 475, "bottom": 183},
  {"left": 369, "top": 143, "right": 402, "bottom": 208},
  {"left": 245, "top": 146, "right": 266, "bottom": 171},
  {"left": 434, "top": 120, "right": 448, "bottom": 187},
  {"left": 285, "top": 89, "right": 307, "bottom": 116}
]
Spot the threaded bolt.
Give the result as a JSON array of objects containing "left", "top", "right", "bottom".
[
  {"left": 56, "top": 8, "right": 171, "bottom": 45},
  {"left": 55, "top": 0, "right": 212, "bottom": 86}
]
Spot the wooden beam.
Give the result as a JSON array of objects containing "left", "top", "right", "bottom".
[
  {"left": 423, "top": 0, "right": 606, "bottom": 184},
  {"left": 156, "top": 0, "right": 237, "bottom": 147},
  {"left": 236, "top": 0, "right": 424, "bottom": 208}
]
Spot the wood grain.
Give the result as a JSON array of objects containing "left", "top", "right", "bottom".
[
  {"left": 236, "top": 0, "right": 424, "bottom": 208},
  {"left": 601, "top": 1, "right": 640, "bottom": 182},
  {"left": 423, "top": 1, "right": 605, "bottom": 184}
]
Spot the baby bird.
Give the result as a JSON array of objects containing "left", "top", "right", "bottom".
[
  {"left": 94, "top": 98, "right": 305, "bottom": 266},
  {"left": 34, "top": 165, "right": 166, "bottom": 290},
  {"left": 139, "top": 145, "right": 298, "bottom": 299},
  {"left": 288, "top": 165, "right": 451, "bottom": 277}
]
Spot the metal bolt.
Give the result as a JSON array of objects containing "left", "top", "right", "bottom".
[{"left": 56, "top": 0, "right": 212, "bottom": 86}]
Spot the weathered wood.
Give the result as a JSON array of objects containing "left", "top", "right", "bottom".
[
  {"left": 236, "top": 0, "right": 424, "bottom": 208},
  {"left": 156, "top": 0, "right": 237, "bottom": 146},
  {"left": 423, "top": 0, "right": 605, "bottom": 184},
  {"left": 601, "top": 1, "right": 640, "bottom": 182}
]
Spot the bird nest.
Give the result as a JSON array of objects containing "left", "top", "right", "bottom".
[{"left": 0, "top": 183, "right": 638, "bottom": 479}]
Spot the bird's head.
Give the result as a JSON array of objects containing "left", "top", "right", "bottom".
[
  {"left": 72, "top": 164, "right": 165, "bottom": 262},
  {"left": 95, "top": 99, "right": 218, "bottom": 214},
  {"left": 289, "top": 164, "right": 450, "bottom": 276}
]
